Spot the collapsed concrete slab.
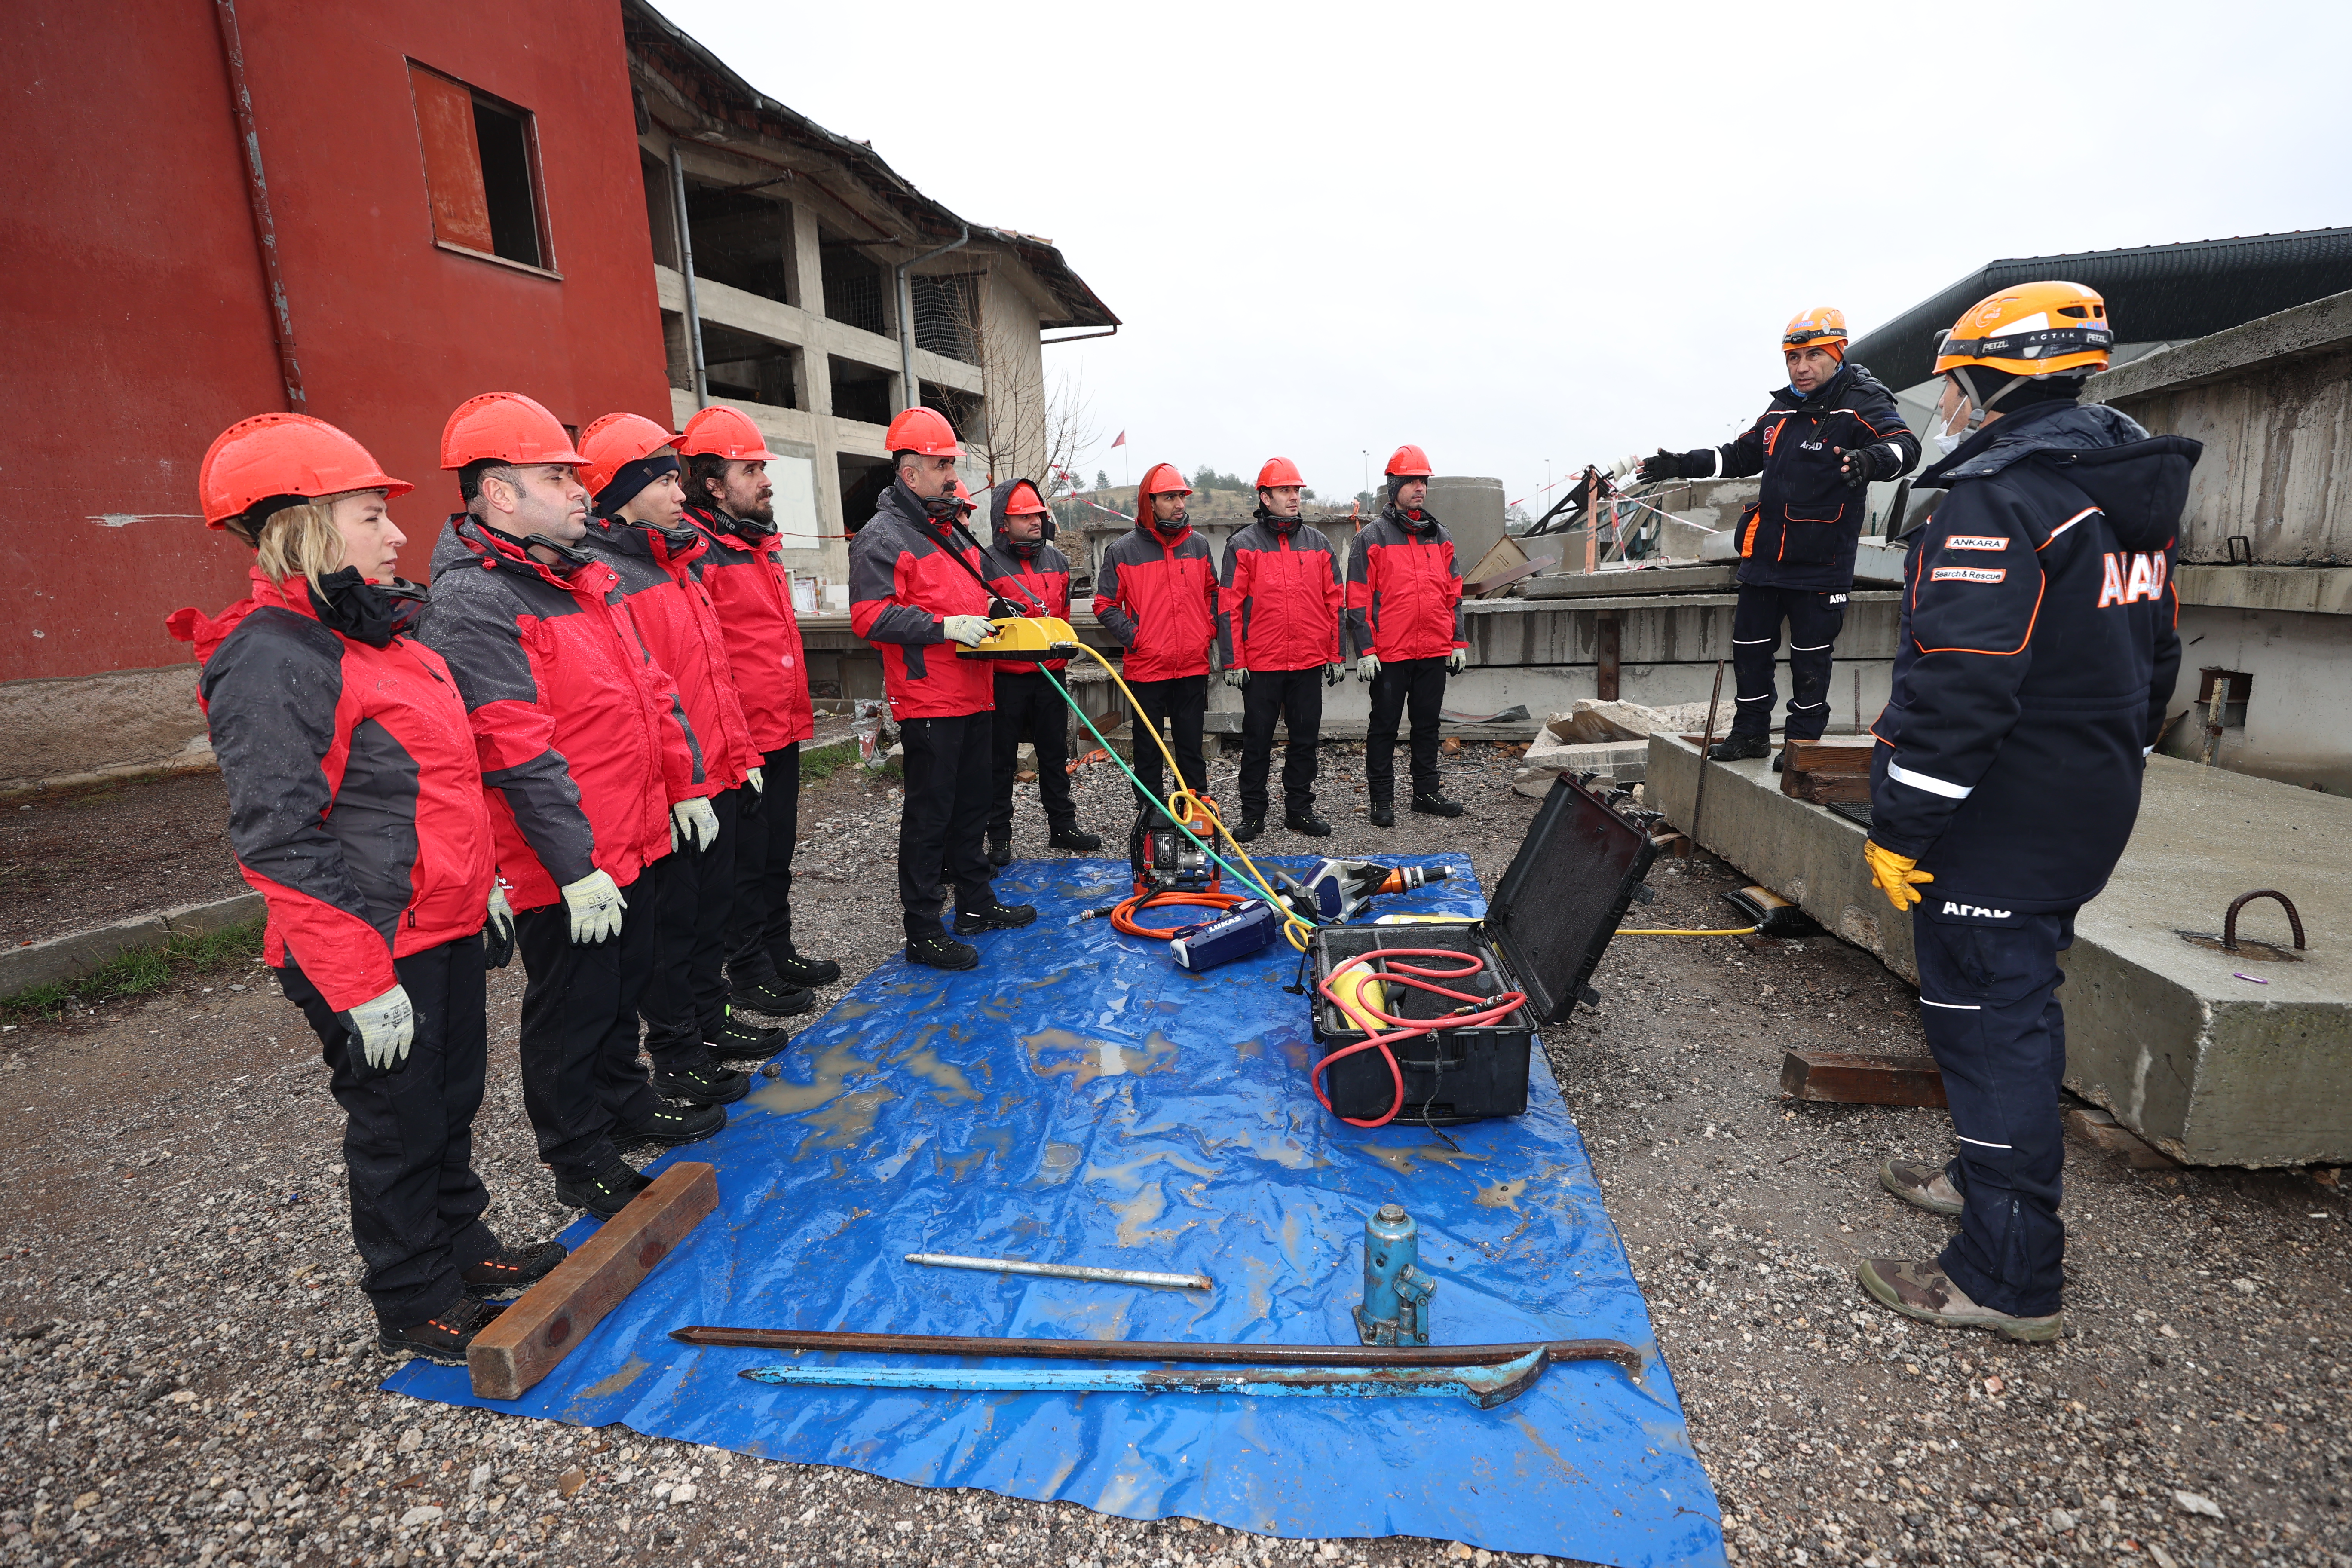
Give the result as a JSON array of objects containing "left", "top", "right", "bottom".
[{"left": 1647, "top": 735, "right": 2352, "bottom": 1168}]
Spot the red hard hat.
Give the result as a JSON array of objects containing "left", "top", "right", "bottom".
[
  {"left": 1255, "top": 456, "right": 1305, "bottom": 489},
  {"left": 883, "top": 405, "right": 962, "bottom": 457},
  {"left": 1004, "top": 480, "right": 1049, "bottom": 515},
  {"left": 440, "top": 391, "right": 586, "bottom": 470},
  {"left": 579, "top": 413, "right": 680, "bottom": 499},
  {"left": 198, "top": 413, "right": 412, "bottom": 529},
  {"left": 1138, "top": 463, "right": 1193, "bottom": 499},
  {"left": 677, "top": 405, "right": 779, "bottom": 462},
  {"left": 952, "top": 479, "right": 977, "bottom": 511},
  {"left": 1384, "top": 445, "right": 1433, "bottom": 478}
]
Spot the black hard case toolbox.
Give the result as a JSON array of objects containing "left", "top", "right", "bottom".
[{"left": 1309, "top": 772, "right": 1658, "bottom": 1125}]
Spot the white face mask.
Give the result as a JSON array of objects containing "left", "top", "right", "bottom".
[{"left": 1929, "top": 378, "right": 1978, "bottom": 457}]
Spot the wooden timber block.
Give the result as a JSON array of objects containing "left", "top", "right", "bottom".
[
  {"left": 1783, "top": 737, "right": 1874, "bottom": 772},
  {"left": 467, "top": 1161, "right": 719, "bottom": 1401},
  {"left": 2064, "top": 1106, "right": 2182, "bottom": 1169},
  {"left": 1788, "top": 769, "right": 1873, "bottom": 805},
  {"left": 1780, "top": 1050, "right": 1948, "bottom": 1108}
]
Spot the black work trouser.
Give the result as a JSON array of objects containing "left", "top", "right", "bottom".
[
  {"left": 643, "top": 788, "right": 737, "bottom": 1073},
  {"left": 1127, "top": 674, "right": 1208, "bottom": 812},
  {"left": 989, "top": 671, "right": 1076, "bottom": 836},
  {"left": 726, "top": 743, "right": 802, "bottom": 987},
  {"left": 1366, "top": 656, "right": 1448, "bottom": 801},
  {"left": 1238, "top": 666, "right": 1325, "bottom": 819},
  {"left": 1913, "top": 904, "right": 2075, "bottom": 1319},
  {"left": 514, "top": 879, "right": 662, "bottom": 1184},
  {"left": 898, "top": 712, "right": 995, "bottom": 936},
  {"left": 1729, "top": 583, "right": 1846, "bottom": 741},
  {"left": 276, "top": 936, "right": 498, "bottom": 1329}
]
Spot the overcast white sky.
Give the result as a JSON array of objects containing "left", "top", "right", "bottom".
[{"left": 661, "top": 0, "right": 2352, "bottom": 511}]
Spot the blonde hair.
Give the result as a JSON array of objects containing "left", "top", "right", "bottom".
[{"left": 253, "top": 500, "right": 349, "bottom": 591}]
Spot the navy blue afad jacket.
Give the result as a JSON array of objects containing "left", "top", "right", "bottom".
[
  {"left": 1678, "top": 360, "right": 1919, "bottom": 592},
  {"left": 1869, "top": 401, "right": 2196, "bottom": 912}
]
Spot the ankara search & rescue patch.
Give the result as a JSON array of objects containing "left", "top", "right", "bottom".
[{"left": 1930, "top": 566, "right": 2007, "bottom": 584}]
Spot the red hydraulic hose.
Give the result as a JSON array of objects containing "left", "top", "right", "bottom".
[{"left": 1311, "top": 949, "right": 1527, "bottom": 1129}]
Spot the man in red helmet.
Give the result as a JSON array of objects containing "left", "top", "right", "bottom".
[
  {"left": 1219, "top": 457, "right": 1344, "bottom": 841},
  {"left": 850, "top": 407, "right": 1036, "bottom": 969},
  {"left": 576, "top": 413, "right": 784, "bottom": 1116},
  {"left": 1346, "top": 446, "right": 1467, "bottom": 826},
  {"left": 1095, "top": 463, "right": 1218, "bottom": 814},
  {"left": 981, "top": 477, "right": 1100, "bottom": 864},
  {"left": 416, "top": 392, "right": 722, "bottom": 1220}
]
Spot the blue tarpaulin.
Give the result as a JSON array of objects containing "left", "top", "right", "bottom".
[{"left": 388, "top": 854, "right": 1723, "bottom": 1567}]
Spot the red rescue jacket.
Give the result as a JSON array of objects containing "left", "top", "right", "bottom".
[
  {"left": 576, "top": 514, "right": 756, "bottom": 796},
  {"left": 1093, "top": 511, "right": 1217, "bottom": 683},
  {"left": 417, "top": 518, "right": 697, "bottom": 910},
  {"left": 980, "top": 478, "right": 1072, "bottom": 677},
  {"left": 1217, "top": 509, "right": 1344, "bottom": 671},
  {"left": 168, "top": 567, "right": 496, "bottom": 1011},
  {"left": 685, "top": 502, "right": 816, "bottom": 753},
  {"left": 1344, "top": 506, "right": 1465, "bottom": 662},
  {"left": 848, "top": 481, "right": 995, "bottom": 719}
]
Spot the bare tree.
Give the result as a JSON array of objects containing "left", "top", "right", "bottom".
[{"left": 932, "top": 273, "right": 1098, "bottom": 493}]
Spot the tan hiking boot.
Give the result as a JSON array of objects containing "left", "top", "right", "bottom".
[
  {"left": 1880, "top": 1158, "right": 1964, "bottom": 1216},
  {"left": 1857, "top": 1258, "right": 2062, "bottom": 1344}
]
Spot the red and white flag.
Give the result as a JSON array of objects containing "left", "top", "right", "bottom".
[{"left": 1110, "top": 430, "right": 1127, "bottom": 448}]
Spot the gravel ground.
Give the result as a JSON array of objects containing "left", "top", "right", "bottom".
[
  {"left": 0, "top": 772, "right": 247, "bottom": 945},
  {"left": 1, "top": 738, "right": 2345, "bottom": 1568}
]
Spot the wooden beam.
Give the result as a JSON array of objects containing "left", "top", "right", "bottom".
[
  {"left": 1780, "top": 1050, "right": 1947, "bottom": 1108},
  {"left": 468, "top": 1161, "right": 720, "bottom": 1401}
]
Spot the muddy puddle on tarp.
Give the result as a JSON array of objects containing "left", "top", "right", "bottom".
[{"left": 386, "top": 854, "right": 1723, "bottom": 1567}]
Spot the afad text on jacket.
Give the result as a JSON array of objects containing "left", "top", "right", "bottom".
[
  {"left": 1219, "top": 508, "right": 1344, "bottom": 672},
  {"left": 1869, "top": 401, "right": 2196, "bottom": 910},
  {"left": 168, "top": 566, "right": 497, "bottom": 1011},
  {"left": 848, "top": 481, "right": 996, "bottom": 718},
  {"left": 1093, "top": 495, "right": 1218, "bottom": 682},
  {"left": 576, "top": 514, "right": 756, "bottom": 794},
  {"left": 979, "top": 478, "right": 1074, "bottom": 677},
  {"left": 1344, "top": 505, "right": 1465, "bottom": 662},
  {"left": 417, "top": 517, "right": 701, "bottom": 911},
  {"left": 685, "top": 501, "right": 816, "bottom": 752}
]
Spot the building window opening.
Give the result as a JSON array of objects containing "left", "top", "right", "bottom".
[
  {"left": 701, "top": 323, "right": 799, "bottom": 410},
  {"left": 921, "top": 386, "right": 982, "bottom": 444},
  {"left": 829, "top": 357, "right": 894, "bottom": 427},
  {"left": 821, "top": 235, "right": 888, "bottom": 335},
  {"left": 642, "top": 154, "right": 678, "bottom": 270},
  {"left": 911, "top": 273, "right": 981, "bottom": 364},
  {"left": 839, "top": 454, "right": 893, "bottom": 537},
  {"left": 2196, "top": 668, "right": 2251, "bottom": 729},
  {"left": 681, "top": 182, "right": 794, "bottom": 305},
  {"left": 409, "top": 63, "right": 548, "bottom": 271}
]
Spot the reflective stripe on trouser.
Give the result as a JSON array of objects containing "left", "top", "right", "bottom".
[
  {"left": 989, "top": 670, "right": 1077, "bottom": 834},
  {"left": 898, "top": 712, "right": 995, "bottom": 936},
  {"left": 1728, "top": 583, "right": 1847, "bottom": 740},
  {"left": 277, "top": 935, "right": 499, "bottom": 1329},
  {"left": 1366, "top": 655, "right": 1447, "bottom": 800},
  {"left": 1239, "top": 665, "right": 1325, "bottom": 818},
  {"left": 1913, "top": 903, "right": 2075, "bottom": 1318},
  {"left": 642, "top": 786, "right": 738, "bottom": 1072},
  {"left": 514, "top": 887, "right": 663, "bottom": 1183},
  {"left": 726, "top": 743, "right": 801, "bottom": 986}
]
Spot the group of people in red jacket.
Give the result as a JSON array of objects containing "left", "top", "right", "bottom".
[{"left": 178, "top": 394, "right": 835, "bottom": 1364}]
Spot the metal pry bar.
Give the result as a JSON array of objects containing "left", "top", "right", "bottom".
[
  {"left": 905, "top": 1253, "right": 1213, "bottom": 1292},
  {"left": 738, "top": 1348, "right": 1553, "bottom": 1409}
]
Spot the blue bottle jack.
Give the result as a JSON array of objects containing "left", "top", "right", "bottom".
[{"left": 1354, "top": 1204, "right": 1436, "bottom": 1346}]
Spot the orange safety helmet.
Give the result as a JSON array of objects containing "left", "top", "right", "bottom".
[
  {"left": 1934, "top": 280, "right": 2113, "bottom": 381},
  {"left": 440, "top": 391, "right": 587, "bottom": 469},
  {"left": 578, "top": 413, "right": 681, "bottom": 499},
  {"left": 952, "top": 478, "right": 977, "bottom": 513},
  {"left": 1003, "top": 480, "right": 1050, "bottom": 515},
  {"left": 677, "top": 405, "right": 779, "bottom": 462},
  {"left": 1255, "top": 456, "right": 1305, "bottom": 490},
  {"left": 1138, "top": 463, "right": 1194, "bottom": 499},
  {"left": 1384, "top": 445, "right": 1433, "bottom": 478},
  {"left": 1782, "top": 307, "right": 1848, "bottom": 355},
  {"left": 883, "top": 405, "right": 962, "bottom": 458},
  {"left": 198, "top": 413, "right": 412, "bottom": 530}
]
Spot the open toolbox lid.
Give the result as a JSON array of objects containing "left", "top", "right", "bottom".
[{"left": 1483, "top": 771, "right": 1659, "bottom": 1023}]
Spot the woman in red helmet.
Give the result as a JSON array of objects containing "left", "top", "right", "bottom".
[{"left": 168, "top": 414, "right": 564, "bottom": 1365}]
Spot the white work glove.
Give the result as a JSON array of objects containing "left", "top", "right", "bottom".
[
  {"left": 483, "top": 882, "right": 516, "bottom": 968},
  {"left": 1357, "top": 654, "right": 1381, "bottom": 684},
  {"left": 746, "top": 766, "right": 765, "bottom": 794},
  {"left": 1223, "top": 667, "right": 1249, "bottom": 689},
  {"left": 942, "top": 615, "right": 994, "bottom": 647},
  {"left": 560, "top": 869, "right": 627, "bottom": 945},
  {"left": 1446, "top": 649, "right": 1467, "bottom": 675},
  {"left": 1324, "top": 662, "right": 1345, "bottom": 687},
  {"left": 342, "top": 984, "right": 414, "bottom": 1072},
  {"left": 671, "top": 796, "right": 720, "bottom": 853}
]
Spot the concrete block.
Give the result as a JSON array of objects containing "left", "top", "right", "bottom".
[
  {"left": 0, "top": 892, "right": 266, "bottom": 999},
  {"left": 1648, "top": 735, "right": 2352, "bottom": 1167},
  {"left": 1522, "top": 737, "right": 1648, "bottom": 778},
  {"left": 0, "top": 664, "right": 209, "bottom": 788}
]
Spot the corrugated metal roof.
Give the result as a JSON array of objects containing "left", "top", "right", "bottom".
[{"left": 1847, "top": 228, "right": 2352, "bottom": 391}]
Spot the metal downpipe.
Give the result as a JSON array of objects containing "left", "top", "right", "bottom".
[{"left": 669, "top": 144, "right": 709, "bottom": 409}]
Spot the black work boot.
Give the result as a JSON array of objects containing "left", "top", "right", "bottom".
[
  {"left": 1410, "top": 792, "right": 1464, "bottom": 818},
  {"left": 1047, "top": 823, "right": 1102, "bottom": 851},
  {"left": 906, "top": 926, "right": 979, "bottom": 971},
  {"left": 1772, "top": 747, "right": 1791, "bottom": 773},
  {"left": 954, "top": 897, "right": 1038, "bottom": 934},
  {"left": 651, "top": 1060, "right": 749, "bottom": 1106},
  {"left": 378, "top": 1297, "right": 508, "bottom": 1365},
  {"left": 773, "top": 946, "right": 842, "bottom": 987},
  {"left": 1709, "top": 731, "right": 1772, "bottom": 762},
  {"left": 707, "top": 1008, "right": 790, "bottom": 1063},
  {"left": 731, "top": 976, "right": 815, "bottom": 1017},
  {"left": 1285, "top": 810, "right": 1332, "bottom": 837},
  {"left": 1368, "top": 798, "right": 1396, "bottom": 829},
  {"left": 617, "top": 1099, "right": 726, "bottom": 1149},
  {"left": 554, "top": 1159, "right": 652, "bottom": 1219},
  {"left": 462, "top": 1241, "right": 569, "bottom": 1300},
  {"left": 1231, "top": 815, "right": 1265, "bottom": 844},
  {"left": 986, "top": 832, "right": 1012, "bottom": 868}
]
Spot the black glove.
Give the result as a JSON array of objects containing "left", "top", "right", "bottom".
[
  {"left": 1636, "top": 448, "right": 1683, "bottom": 485},
  {"left": 1837, "top": 446, "right": 1883, "bottom": 489}
]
